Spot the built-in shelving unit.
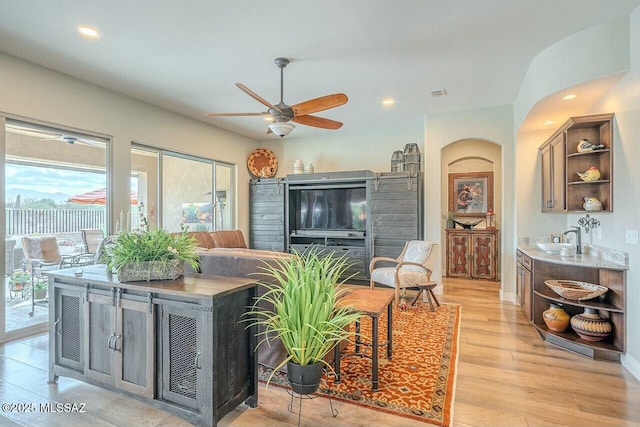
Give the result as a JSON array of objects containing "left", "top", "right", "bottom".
[
  {"left": 526, "top": 253, "right": 626, "bottom": 361},
  {"left": 540, "top": 113, "right": 614, "bottom": 212}
]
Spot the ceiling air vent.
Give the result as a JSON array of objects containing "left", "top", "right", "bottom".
[{"left": 430, "top": 89, "right": 447, "bottom": 97}]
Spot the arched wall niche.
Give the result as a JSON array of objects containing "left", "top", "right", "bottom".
[{"left": 440, "top": 138, "right": 502, "bottom": 273}]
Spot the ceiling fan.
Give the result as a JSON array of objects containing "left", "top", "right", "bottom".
[
  {"left": 205, "top": 57, "right": 348, "bottom": 137},
  {"left": 8, "top": 123, "right": 104, "bottom": 147}
]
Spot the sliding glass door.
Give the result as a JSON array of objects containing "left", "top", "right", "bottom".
[
  {"left": 1, "top": 119, "right": 108, "bottom": 341},
  {"left": 131, "top": 145, "right": 235, "bottom": 232}
]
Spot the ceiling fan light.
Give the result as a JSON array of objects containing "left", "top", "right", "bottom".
[{"left": 268, "top": 122, "right": 295, "bottom": 137}]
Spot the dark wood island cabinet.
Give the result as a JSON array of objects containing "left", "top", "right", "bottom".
[{"left": 46, "top": 265, "right": 258, "bottom": 427}]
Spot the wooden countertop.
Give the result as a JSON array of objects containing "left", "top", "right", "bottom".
[{"left": 45, "top": 264, "right": 257, "bottom": 299}]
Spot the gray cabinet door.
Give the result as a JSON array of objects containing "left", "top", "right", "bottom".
[
  {"left": 115, "top": 298, "right": 155, "bottom": 398},
  {"left": 52, "top": 286, "right": 84, "bottom": 372},
  {"left": 249, "top": 179, "right": 285, "bottom": 251},
  {"left": 85, "top": 290, "right": 154, "bottom": 398},
  {"left": 159, "top": 304, "right": 204, "bottom": 411},
  {"left": 84, "top": 291, "right": 116, "bottom": 384},
  {"left": 369, "top": 172, "right": 423, "bottom": 262}
]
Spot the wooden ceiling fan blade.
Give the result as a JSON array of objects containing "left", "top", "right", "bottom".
[
  {"left": 293, "top": 115, "right": 343, "bottom": 130},
  {"left": 205, "top": 112, "right": 266, "bottom": 117},
  {"left": 291, "top": 93, "right": 348, "bottom": 117},
  {"left": 235, "top": 83, "right": 282, "bottom": 113}
]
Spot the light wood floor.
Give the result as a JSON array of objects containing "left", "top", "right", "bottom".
[{"left": 1, "top": 278, "right": 638, "bottom": 427}]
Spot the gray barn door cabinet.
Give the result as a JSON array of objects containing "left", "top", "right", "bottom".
[
  {"left": 47, "top": 266, "right": 258, "bottom": 427},
  {"left": 248, "top": 170, "right": 424, "bottom": 281}
]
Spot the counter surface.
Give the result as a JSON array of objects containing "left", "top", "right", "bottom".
[{"left": 517, "top": 245, "right": 627, "bottom": 271}]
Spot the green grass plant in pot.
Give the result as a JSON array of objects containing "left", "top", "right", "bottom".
[{"left": 246, "top": 249, "right": 362, "bottom": 395}]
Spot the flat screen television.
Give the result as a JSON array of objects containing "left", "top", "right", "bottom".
[{"left": 292, "top": 187, "right": 366, "bottom": 232}]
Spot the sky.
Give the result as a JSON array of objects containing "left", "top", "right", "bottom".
[{"left": 5, "top": 163, "right": 107, "bottom": 201}]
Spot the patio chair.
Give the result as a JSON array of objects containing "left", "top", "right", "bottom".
[
  {"left": 21, "top": 235, "right": 93, "bottom": 316},
  {"left": 369, "top": 241, "right": 439, "bottom": 308},
  {"left": 81, "top": 229, "right": 105, "bottom": 254}
]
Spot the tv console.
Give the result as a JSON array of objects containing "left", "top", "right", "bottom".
[{"left": 248, "top": 170, "right": 424, "bottom": 282}]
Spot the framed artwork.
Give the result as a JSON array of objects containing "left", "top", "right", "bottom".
[{"left": 448, "top": 172, "right": 494, "bottom": 217}]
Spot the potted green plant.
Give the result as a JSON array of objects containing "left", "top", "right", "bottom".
[
  {"left": 246, "top": 249, "right": 362, "bottom": 395},
  {"left": 33, "top": 277, "right": 48, "bottom": 300},
  {"left": 9, "top": 271, "right": 30, "bottom": 291},
  {"left": 106, "top": 228, "right": 199, "bottom": 282},
  {"left": 442, "top": 211, "right": 455, "bottom": 229}
]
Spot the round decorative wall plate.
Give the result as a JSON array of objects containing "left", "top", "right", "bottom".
[{"left": 247, "top": 148, "right": 278, "bottom": 178}]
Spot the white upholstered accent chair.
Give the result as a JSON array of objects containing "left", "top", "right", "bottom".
[{"left": 369, "top": 241, "right": 437, "bottom": 306}]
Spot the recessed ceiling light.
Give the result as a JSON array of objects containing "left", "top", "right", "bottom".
[
  {"left": 563, "top": 94, "right": 577, "bottom": 100},
  {"left": 382, "top": 98, "right": 395, "bottom": 106},
  {"left": 544, "top": 120, "right": 555, "bottom": 126},
  {"left": 77, "top": 26, "right": 100, "bottom": 39}
]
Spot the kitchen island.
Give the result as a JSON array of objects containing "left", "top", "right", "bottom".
[
  {"left": 46, "top": 265, "right": 258, "bottom": 427},
  {"left": 517, "top": 241, "right": 627, "bottom": 361}
]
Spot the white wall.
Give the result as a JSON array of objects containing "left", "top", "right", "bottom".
[
  {"left": 515, "top": 128, "right": 567, "bottom": 239},
  {"left": 259, "top": 119, "right": 424, "bottom": 176},
  {"left": 425, "top": 105, "right": 515, "bottom": 299},
  {"left": 0, "top": 52, "right": 255, "bottom": 239},
  {"left": 514, "top": 17, "right": 630, "bottom": 129}
]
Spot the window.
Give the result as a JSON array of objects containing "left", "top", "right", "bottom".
[{"left": 131, "top": 145, "right": 235, "bottom": 232}]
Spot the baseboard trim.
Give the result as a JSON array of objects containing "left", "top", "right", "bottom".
[
  {"left": 621, "top": 353, "right": 640, "bottom": 382},
  {"left": 500, "top": 290, "right": 517, "bottom": 304}
]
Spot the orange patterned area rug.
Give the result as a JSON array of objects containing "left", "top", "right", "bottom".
[{"left": 258, "top": 303, "right": 461, "bottom": 426}]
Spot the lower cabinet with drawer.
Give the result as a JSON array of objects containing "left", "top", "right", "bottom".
[
  {"left": 47, "top": 266, "right": 258, "bottom": 427},
  {"left": 289, "top": 238, "right": 367, "bottom": 281}
]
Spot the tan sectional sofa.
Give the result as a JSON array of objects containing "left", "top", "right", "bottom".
[{"left": 187, "top": 230, "right": 247, "bottom": 250}]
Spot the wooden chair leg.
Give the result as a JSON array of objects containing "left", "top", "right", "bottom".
[
  {"left": 428, "top": 287, "right": 441, "bottom": 308},
  {"left": 424, "top": 290, "right": 435, "bottom": 311}
]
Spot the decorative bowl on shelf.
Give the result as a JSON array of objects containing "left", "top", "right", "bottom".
[
  {"left": 536, "top": 242, "right": 574, "bottom": 254},
  {"left": 544, "top": 280, "right": 608, "bottom": 301}
]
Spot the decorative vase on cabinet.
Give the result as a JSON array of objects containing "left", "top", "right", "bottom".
[
  {"left": 542, "top": 303, "right": 570, "bottom": 332},
  {"left": 570, "top": 308, "right": 613, "bottom": 342}
]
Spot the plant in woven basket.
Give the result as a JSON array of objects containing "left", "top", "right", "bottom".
[
  {"left": 106, "top": 228, "right": 199, "bottom": 281},
  {"left": 244, "top": 249, "right": 361, "bottom": 391}
]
